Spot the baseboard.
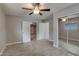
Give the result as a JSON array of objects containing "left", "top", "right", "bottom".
[
  {"left": 0, "top": 46, "right": 6, "bottom": 56},
  {"left": 6, "top": 42, "right": 22, "bottom": 46}
]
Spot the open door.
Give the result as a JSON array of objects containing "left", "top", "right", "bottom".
[{"left": 30, "top": 23, "right": 37, "bottom": 41}]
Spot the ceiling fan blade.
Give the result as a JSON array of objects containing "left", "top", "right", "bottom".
[
  {"left": 29, "top": 12, "right": 33, "bottom": 15},
  {"left": 22, "top": 7, "right": 33, "bottom": 10},
  {"left": 40, "top": 9, "right": 50, "bottom": 11},
  {"left": 39, "top": 12, "right": 42, "bottom": 15}
]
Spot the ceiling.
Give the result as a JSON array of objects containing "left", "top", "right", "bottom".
[{"left": 1, "top": 3, "right": 75, "bottom": 21}]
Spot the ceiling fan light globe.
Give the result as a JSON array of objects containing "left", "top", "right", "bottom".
[
  {"left": 62, "top": 18, "right": 66, "bottom": 22},
  {"left": 33, "top": 6, "right": 40, "bottom": 14},
  {"left": 33, "top": 10, "right": 40, "bottom": 14}
]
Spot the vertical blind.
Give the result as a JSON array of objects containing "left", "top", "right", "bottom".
[{"left": 64, "top": 22, "right": 78, "bottom": 30}]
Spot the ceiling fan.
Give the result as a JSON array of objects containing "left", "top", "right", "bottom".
[{"left": 22, "top": 3, "right": 50, "bottom": 15}]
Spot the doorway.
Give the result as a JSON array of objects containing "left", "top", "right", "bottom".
[{"left": 30, "top": 23, "right": 37, "bottom": 41}]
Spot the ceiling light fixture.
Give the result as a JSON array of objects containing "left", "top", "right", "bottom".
[
  {"left": 22, "top": 3, "right": 50, "bottom": 15},
  {"left": 62, "top": 18, "right": 67, "bottom": 22},
  {"left": 59, "top": 16, "right": 67, "bottom": 22},
  {"left": 33, "top": 6, "right": 40, "bottom": 14}
]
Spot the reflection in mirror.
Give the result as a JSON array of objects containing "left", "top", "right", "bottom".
[{"left": 58, "top": 13, "right": 79, "bottom": 55}]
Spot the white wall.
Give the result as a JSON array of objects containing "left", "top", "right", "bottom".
[
  {"left": 49, "top": 14, "right": 53, "bottom": 41},
  {"left": 6, "top": 15, "right": 22, "bottom": 43},
  {"left": 54, "top": 4, "right": 79, "bottom": 47},
  {"left": 53, "top": 14, "right": 59, "bottom": 48},
  {"left": 22, "top": 21, "right": 32, "bottom": 42},
  {"left": 48, "top": 13, "right": 59, "bottom": 48},
  {"left": 0, "top": 7, "right": 6, "bottom": 51}
]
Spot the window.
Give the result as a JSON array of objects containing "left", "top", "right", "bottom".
[{"left": 64, "top": 22, "right": 78, "bottom": 30}]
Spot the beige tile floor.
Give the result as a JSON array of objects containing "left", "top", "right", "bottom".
[{"left": 2, "top": 40, "right": 73, "bottom": 56}]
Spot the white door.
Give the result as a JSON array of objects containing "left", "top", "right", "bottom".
[
  {"left": 22, "top": 21, "right": 32, "bottom": 43},
  {"left": 39, "top": 22, "right": 49, "bottom": 40}
]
